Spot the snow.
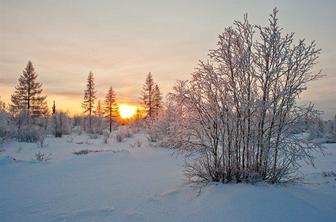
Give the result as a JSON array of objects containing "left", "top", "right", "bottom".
[{"left": 0, "top": 132, "right": 335, "bottom": 222}]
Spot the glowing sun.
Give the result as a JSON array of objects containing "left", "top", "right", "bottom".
[{"left": 118, "top": 104, "right": 137, "bottom": 119}]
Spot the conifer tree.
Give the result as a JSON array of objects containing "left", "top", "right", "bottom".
[
  {"left": 94, "top": 100, "right": 103, "bottom": 134},
  {"left": 11, "top": 61, "right": 48, "bottom": 120},
  {"left": 95, "top": 100, "right": 103, "bottom": 119},
  {"left": 82, "top": 72, "right": 96, "bottom": 130},
  {"left": 152, "top": 84, "right": 162, "bottom": 118},
  {"left": 104, "top": 87, "right": 117, "bottom": 133},
  {"left": 141, "top": 72, "right": 162, "bottom": 119},
  {"left": 52, "top": 101, "right": 56, "bottom": 115}
]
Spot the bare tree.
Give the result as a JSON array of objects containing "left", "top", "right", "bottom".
[
  {"left": 82, "top": 72, "right": 96, "bottom": 131},
  {"left": 166, "top": 8, "right": 322, "bottom": 184}
]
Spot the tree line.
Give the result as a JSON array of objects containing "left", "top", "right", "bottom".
[{"left": 0, "top": 62, "right": 162, "bottom": 140}]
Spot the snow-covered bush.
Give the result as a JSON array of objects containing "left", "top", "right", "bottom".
[
  {"left": 92, "top": 116, "right": 104, "bottom": 135},
  {"left": 307, "top": 116, "right": 325, "bottom": 141},
  {"left": 0, "top": 99, "right": 10, "bottom": 143},
  {"left": 72, "top": 115, "right": 85, "bottom": 134},
  {"left": 17, "top": 124, "right": 42, "bottom": 142},
  {"left": 36, "top": 132, "right": 47, "bottom": 148},
  {"left": 307, "top": 115, "right": 336, "bottom": 143},
  {"left": 102, "top": 131, "right": 110, "bottom": 144},
  {"left": 49, "top": 111, "right": 71, "bottom": 137},
  {"left": 325, "top": 116, "right": 336, "bottom": 143},
  {"left": 129, "top": 139, "right": 142, "bottom": 148},
  {"left": 115, "top": 132, "right": 124, "bottom": 143},
  {"left": 89, "top": 133, "right": 99, "bottom": 139},
  {"left": 165, "top": 9, "right": 323, "bottom": 184},
  {"left": 72, "top": 126, "right": 83, "bottom": 135},
  {"left": 66, "top": 134, "right": 74, "bottom": 143},
  {"left": 146, "top": 109, "right": 176, "bottom": 146},
  {"left": 8, "top": 108, "right": 47, "bottom": 143},
  {"left": 115, "top": 127, "right": 133, "bottom": 142},
  {"left": 129, "top": 120, "right": 144, "bottom": 134},
  {"left": 34, "top": 151, "right": 52, "bottom": 161},
  {"left": 124, "top": 128, "right": 132, "bottom": 138}
]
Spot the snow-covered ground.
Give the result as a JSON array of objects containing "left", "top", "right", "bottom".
[{"left": 0, "top": 131, "right": 335, "bottom": 222}]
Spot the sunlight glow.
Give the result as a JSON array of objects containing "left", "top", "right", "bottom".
[{"left": 118, "top": 104, "right": 137, "bottom": 119}]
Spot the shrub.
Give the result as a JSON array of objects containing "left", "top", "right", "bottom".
[
  {"left": 130, "top": 139, "right": 142, "bottom": 148},
  {"left": 102, "top": 131, "right": 110, "bottom": 144},
  {"left": 89, "top": 133, "right": 99, "bottom": 139},
  {"left": 115, "top": 128, "right": 133, "bottom": 143},
  {"left": 17, "top": 125, "right": 41, "bottom": 142},
  {"left": 115, "top": 133, "right": 124, "bottom": 143},
  {"left": 34, "top": 151, "right": 52, "bottom": 161},
  {"left": 73, "top": 149, "right": 89, "bottom": 155}
]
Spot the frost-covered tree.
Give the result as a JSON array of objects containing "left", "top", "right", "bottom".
[
  {"left": 95, "top": 100, "right": 103, "bottom": 118},
  {"left": 10, "top": 61, "right": 48, "bottom": 141},
  {"left": 165, "top": 9, "right": 322, "bottom": 184},
  {"left": 49, "top": 101, "right": 71, "bottom": 137},
  {"left": 309, "top": 114, "right": 336, "bottom": 143},
  {"left": 82, "top": 72, "right": 96, "bottom": 130},
  {"left": 308, "top": 116, "right": 325, "bottom": 140},
  {"left": 326, "top": 115, "right": 336, "bottom": 142},
  {"left": 10, "top": 61, "right": 48, "bottom": 119},
  {"left": 104, "top": 87, "right": 117, "bottom": 133},
  {"left": 141, "top": 72, "right": 162, "bottom": 120},
  {"left": 50, "top": 110, "right": 71, "bottom": 137},
  {"left": 94, "top": 100, "right": 104, "bottom": 134},
  {"left": 0, "top": 97, "right": 10, "bottom": 143}
]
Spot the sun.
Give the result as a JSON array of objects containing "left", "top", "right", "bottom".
[{"left": 118, "top": 104, "right": 137, "bottom": 119}]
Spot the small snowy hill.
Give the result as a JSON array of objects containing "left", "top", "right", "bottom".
[{"left": 0, "top": 133, "right": 335, "bottom": 222}]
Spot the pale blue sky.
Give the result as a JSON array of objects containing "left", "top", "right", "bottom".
[{"left": 0, "top": 0, "right": 335, "bottom": 117}]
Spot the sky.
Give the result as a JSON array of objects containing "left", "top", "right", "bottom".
[{"left": 0, "top": 0, "right": 335, "bottom": 118}]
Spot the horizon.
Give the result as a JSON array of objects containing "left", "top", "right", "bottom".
[{"left": 1, "top": 0, "right": 335, "bottom": 118}]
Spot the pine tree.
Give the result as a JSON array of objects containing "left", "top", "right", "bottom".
[
  {"left": 141, "top": 72, "right": 154, "bottom": 118},
  {"left": 95, "top": 100, "right": 103, "bottom": 118},
  {"left": 135, "top": 107, "right": 142, "bottom": 121},
  {"left": 94, "top": 100, "right": 103, "bottom": 134},
  {"left": 141, "top": 72, "right": 161, "bottom": 119},
  {"left": 52, "top": 100, "right": 58, "bottom": 136},
  {"left": 11, "top": 61, "right": 48, "bottom": 120},
  {"left": 82, "top": 72, "right": 96, "bottom": 130},
  {"left": 104, "top": 87, "right": 117, "bottom": 133},
  {"left": 52, "top": 101, "right": 56, "bottom": 115},
  {"left": 152, "top": 84, "right": 162, "bottom": 118}
]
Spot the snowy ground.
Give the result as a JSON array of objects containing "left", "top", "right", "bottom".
[{"left": 0, "top": 131, "right": 335, "bottom": 222}]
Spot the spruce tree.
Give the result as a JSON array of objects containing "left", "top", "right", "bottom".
[
  {"left": 141, "top": 72, "right": 162, "bottom": 119},
  {"left": 152, "top": 84, "right": 162, "bottom": 118},
  {"left": 104, "top": 87, "right": 117, "bottom": 133},
  {"left": 82, "top": 72, "right": 96, "bottom": 130},
  {"left": 141, "top": 72, "right": 154, "bottom": 118},
  {"left": 95, "top": 100, "right": 103, "bottom": 119},
  {"left": 11, "top": 61, "right": 48, "bottom": 119},
  {"left": 52, "top": 101, "right": 56, "bottom": 115}
]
